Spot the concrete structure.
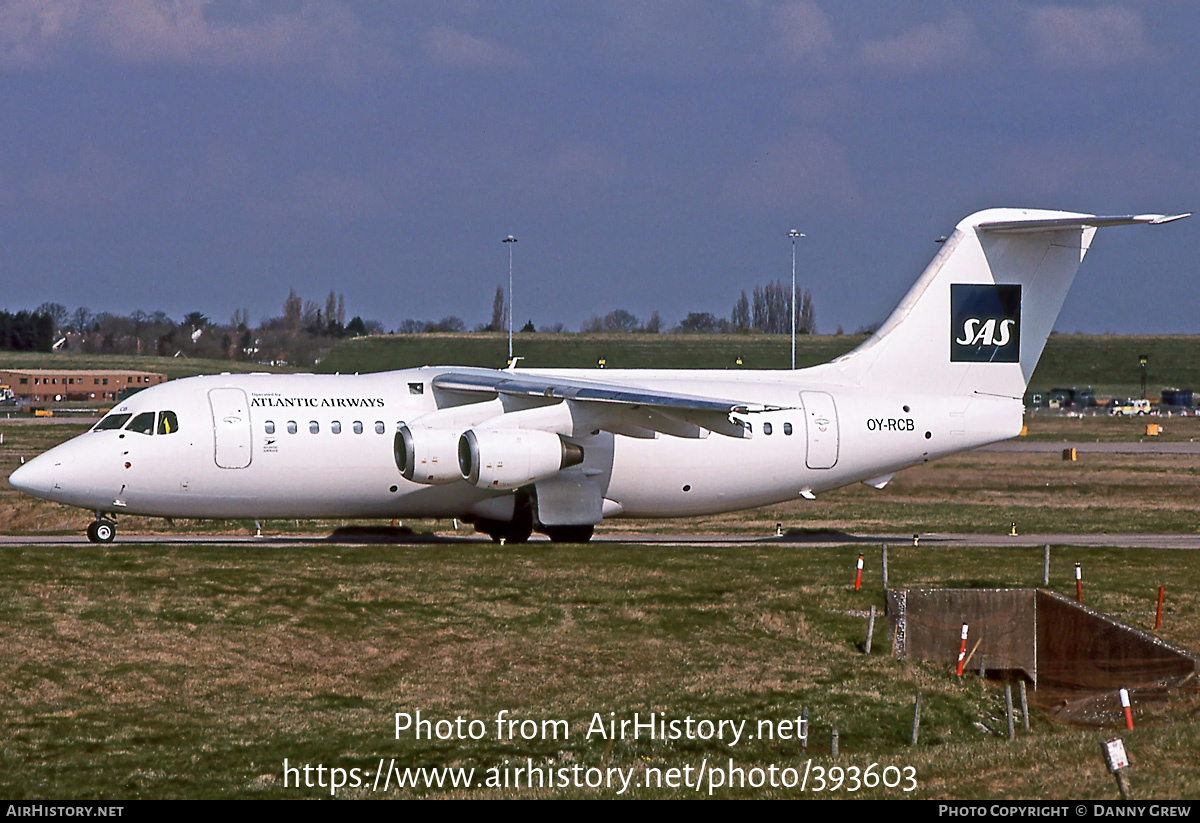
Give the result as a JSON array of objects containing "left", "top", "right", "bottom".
[
  {"left": 887, "top": 587, "right": 1197, "bottom": 724},
  {"left": 0, "top": 369, "right": 166, "bottom": 404}
]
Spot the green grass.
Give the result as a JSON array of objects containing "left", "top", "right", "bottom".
[
  {"left": 315, "top": 332, "right": 1200, "bottom": 404},
  {"left": 317, "top": 332, "right": 865, "bottom": 372},
  {"left": 0, "top": 543, "right": 1196, "bottom": 799},
  {"left": 9, "top": 333, "right": 1200, "bottom": 403}
]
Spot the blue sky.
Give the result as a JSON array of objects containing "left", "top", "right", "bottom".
[{"left": 1, "top": 1, "right": 1197, "bottom": 333}]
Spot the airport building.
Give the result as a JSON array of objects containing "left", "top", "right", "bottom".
[{"left": 0, "top": 369, "right": 166, "bottom": 404}]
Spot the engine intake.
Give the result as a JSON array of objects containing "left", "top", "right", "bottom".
[
  {"left": 395, "top": 425, "right": 463, "bottom": 485},
  {"left": 458, "top": 429, "right": 584, "bottom": 489}
]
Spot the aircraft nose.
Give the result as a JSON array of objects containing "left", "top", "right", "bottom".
[{"left": 8, "top": 454, "right": 55, "bottom": 495}]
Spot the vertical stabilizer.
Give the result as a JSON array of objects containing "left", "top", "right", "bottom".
[{"left": 824, "top": 209, "right": 1187, "bottom": 399}]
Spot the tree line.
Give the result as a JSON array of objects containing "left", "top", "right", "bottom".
[{"left": 6, "top": 279, "right": 821, "bottom": 365}]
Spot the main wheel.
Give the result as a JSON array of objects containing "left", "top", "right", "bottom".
[
  {"left": 544, "top": 524, "right": 595, "bottom": 544},
  {"left": 92, "top": 521, "right": 116, "bottom": 544},
  {"left": 86, "top": 521, "right": 100, "bottom": 543}
]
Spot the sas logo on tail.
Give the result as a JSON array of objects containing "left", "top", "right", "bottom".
[{"left": 950, "top": 284, "right": 1021, "bottom": 363}]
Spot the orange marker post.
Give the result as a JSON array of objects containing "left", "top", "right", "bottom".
[
  {"left": 1120, "top": 688, "right": 1133, "bottom": 730},
  {"left": 854, "top": 554, "right": 864, "bottom": 591},
  {"left": 956, "top": 623, "right": 969, "bottom": 677},
  {"left": 1075, "top": 563, "right": 1083, "bottom": 603}
]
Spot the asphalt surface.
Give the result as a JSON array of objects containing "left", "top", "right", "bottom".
[
  {"left": 3, "top": 531, "right": 1200, "bottom": 549},
  {"left": 980, "top": 440, "right": 1200, "bottom": 454}
]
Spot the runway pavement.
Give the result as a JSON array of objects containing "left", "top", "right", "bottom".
[
  {"left": 3, "top": 531, "right": 1200, "bottom": 549},
  {"left": 978, "top": 440, "right": 1200, "bottom": 454}
]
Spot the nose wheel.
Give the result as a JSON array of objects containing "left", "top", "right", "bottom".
[{"left": 86, "top": 519, "right": 117, "bottom": 544}]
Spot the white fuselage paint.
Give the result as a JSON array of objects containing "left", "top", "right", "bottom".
[{"left": 17, "top": 366, "right": 1022, "bottom": 522}]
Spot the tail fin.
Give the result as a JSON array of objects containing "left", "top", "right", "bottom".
[{"left": 824, "top": 208, "right": 1188, "bottom": 398}]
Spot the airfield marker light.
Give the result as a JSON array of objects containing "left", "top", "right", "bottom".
[
  {"left": 1156, "top": 586, "right": 1165, "bottom": 630},
  {"left": 1010, "top": 521, "right": 1018, "bottom": 536},
  {"left": 1076, "top": 563, "right": 1083, "bottom": 602},
  {"left": 912, "top": 533, "right": 919, "bottom": 547},
  {"left": 1120, "top": 688, "right": 1134, "bottom": 730},
  {"left": 956, "top": 623, "right": 969, "bottom": 677},
  {"left": 854, "top": 554, "right": 864, "bottom": 591},
  {"left": 775, "top": 522, "right": 782, "bottom": 536}
]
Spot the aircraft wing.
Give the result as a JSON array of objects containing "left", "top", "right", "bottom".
[{"left": 431, "top": 369, "right": 784, "bottom": 438}]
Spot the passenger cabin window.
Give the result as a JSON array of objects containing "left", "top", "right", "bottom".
[
  {"left": 763, "top": 422, "right": 774, "bottom": 435},
  {"left": 331, "top": 421, "right": 342, "bottom": 434},
  {"left": 126, "top": 411, "right": 155, "bottom": 435},
  {"left": 287, "top": 421, "right": 298, "bottom": 434},
  {"left": 265, "top": 421, "right": 275, "bottom": 435},
  {"left": 157, "top": 411, "right": 179, "bottom": 435},
  {"left": 353, "top": 421, "right": 363, "bottom": 434},
  {"left": 375, "top": 421, "right": 385, "bottom": 434},
  {"left": 309, "top": 421, "right": 320, "bottom": 434},
  {"left": 94, "top": 413, "right": 132, "bottom": 431},
  {"left": 784, "top": 422, "right": 793, "bottom": 436}
]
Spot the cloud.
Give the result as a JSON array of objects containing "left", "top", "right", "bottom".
[
  {"left": 423, "top": 25, "right": 527, "bottom": 70},
  {"left": 0, "top": 0, "right": 378, "bottom": 74},
  {"left": 771, "top": 1, "right": 836, "bottom": 65},
  {"left": 856, "top": 10, "right": 982, "bottom": 74},
  {"left": 1025, "top": 6, "right": 1153, "bottom": 68}
]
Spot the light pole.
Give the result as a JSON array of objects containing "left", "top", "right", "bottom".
[
  {"left": 788, "top": 229, "right": 805, "bottom": 370},
  {"left": 503, "top": 235, "right": 517, "bottom": 363}
]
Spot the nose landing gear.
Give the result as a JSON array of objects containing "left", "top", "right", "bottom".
[{"left": 86, "top": 517, "right": 117, "bottom": 544}]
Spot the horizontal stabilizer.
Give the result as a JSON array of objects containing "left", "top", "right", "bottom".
[{"left": 978, "top": 213, "right": 1190, "bottom": 234}]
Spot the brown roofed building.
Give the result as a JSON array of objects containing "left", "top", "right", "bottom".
[{"left": 0, "top": 369, "right": 166, "bottom": 403}]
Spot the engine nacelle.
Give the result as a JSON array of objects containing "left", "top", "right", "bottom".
[
  {"left": 458, "top": 429, "right": 584, "bottom": 489},
  {"left": 395, "top": 425, "right": 463, "bottom": 485}
]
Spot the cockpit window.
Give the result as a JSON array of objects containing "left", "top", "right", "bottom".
[
  {"left": 126, "top": 411, "right": 156, "bottom": 435},
  {"left": 157, "top": 411, "right": 179, "bottom": 435},
  {"left": 94, "top": 413, "right": 132, "bottom": 431}
]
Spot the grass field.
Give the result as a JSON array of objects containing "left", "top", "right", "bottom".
[
  {"left": 316, "top": 332, "right": 1200, "bottom": 402},
  {"left": 8, "top": 333, "right": 1200, "bottom": 401},
  {"left": 0, "top": 542, "right": 1196, "bottom": 799}
]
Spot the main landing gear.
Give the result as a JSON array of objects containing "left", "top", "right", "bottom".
[{"left": 86, "top": 516, "right": 117, "bottom": 544}]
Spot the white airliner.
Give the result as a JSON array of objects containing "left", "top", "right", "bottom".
[{"left": 9, "top": 208, "right": 1189, "bottom": 544}]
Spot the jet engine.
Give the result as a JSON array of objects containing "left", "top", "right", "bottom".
[
  {"left": 458, "top": 429, "right": 584, "bottom": 489},
  {"left": 395, "top": 425, "right": 463, "bottom": 484}
]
